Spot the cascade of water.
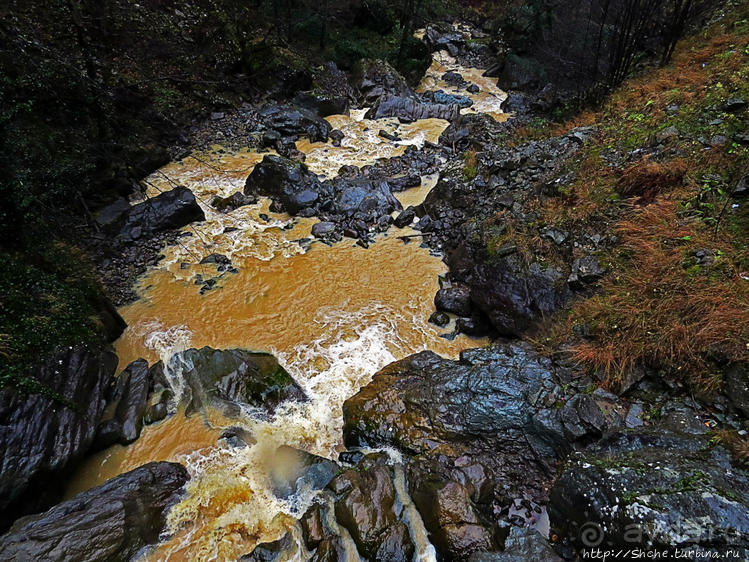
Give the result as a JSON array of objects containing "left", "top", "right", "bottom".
[{"left": 69, "top": 45, "right": 509, "bottom": 560}]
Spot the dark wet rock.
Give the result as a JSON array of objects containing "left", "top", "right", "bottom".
[
  {"left": 415, "top": 215, "right": 436, "bottom": 233},
  {"left": 452, "top": 252, "right": 570, "bottom": 337},
  {"left": 549, "top": 429, "right": 749, "bottom": 552},
  {"left": 329, "top": 129, "right": 344, "bottom": 147},
  {"left": 212, "top": 191, "right": 256, "bottom": 213},
  {"left": 425, "top": 25, "right": 466, "bottom": 57},
  {"left": 364, "top": 94, "right": 459, "bottom": 123},
  {"left": 0, "top": 345, "right": 118, "bottom": 531},
  {"left": 220, "top": 426, "right": 255, "bottom": 448},
  {"left": 724, "top": 98, "right": 747, "bottom": 112},
  {"left": 725, "top": 364, "right": 749, "bottom": 418},
  {"left": 456, "top": 313, "right": 492, "bottom": 337},
  {"left": 344, "top": 344, "right": 587, "bottom": 499},
  {"left": 468, "top": 527, "right": 562, "bottom": 561},
  {"left": 335, "top": 178, "right": 402, "bottom": 218},
  {"left": 394, "top": 207, "right": 416, "bottom": 228},
  {"left": 378, "top": 129, "right": 401, "bottom": 142},
  {"left": 295, "top": 61, "right": 355, "bottom": 118},
  {"left": 467, "top": 84, "right": 480, "bottom": 94},
  {"left": 269, "top": 446, "right": 338, "bottom": 500},
  {"left": 311, "top": 221, "right": 337, "bottom": 238},
  {"left": 244, "top": 155, "right": 329, "bottom": 214},
  {"left": 567, "top": 255, "right": 606, "bottom": 289},
  {"left": 442, "top": 71, "right": 466, "bottom": 86},
  {"left": 435, "top": 285, "right": 472, "bottom": 316},
  {"left": 241, "top": 534, "right": 291, "bottom": 561},
  {"left": 310, "top": 536, "right": 348, "bottom": 562},
  {"left": 353, "top": 59, "right": 414, "bottom": 105},
  {"left": 385, "top": 174, "right": 422, "bottom": 192},
  {"left": 327, "top": 454, "right": 414, "bottom": 560},
  {"left": 339, "top": 345, "right": 631, "bottom": 560},
  {"left": 166, "top": 347, "right": 306, "bottom": 417},
  {"left": 411, "top": 475, "right": 494, "bottom": 557},
  {"left": 429, "top": 311, "right": 450, "bottom": 327},
  {"left": 93, "top": 358, "right": 150, "bottom": 450},
  {"left": 422, "top": 90, "right": 474, "bottom": 108},
  {"left": 292, "top": 92, "right": 349, "bottom": 118},
  {"left": 0, "top": 462, "right": 187, "bottom": 562},
  {"left": 241, "top": 538, "right": 287, "bottom": 561},
  {"left": 200, "top": 253, "right": 231, "bottom": 265},
  {"left": 114, "top": 187, "right": 205, "bottom": 243},
  {"left": 144, "top": 402, "right": 168, "bottom": 425},
  {"left": 301, "top": 504, "right": 326, "bottom": 550},
  {"left": 259, "top": 104, "right": 331, "bottom": 143},
  {"left": 373, "top": 522, "right": 415, "bottom": 561},
  {"left": 439, "top": 113, "right": 503, "bottom": 151}
]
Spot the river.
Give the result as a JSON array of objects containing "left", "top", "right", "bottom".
[{"left": 67, "top": 48, "right": 508, "bottom": 560}]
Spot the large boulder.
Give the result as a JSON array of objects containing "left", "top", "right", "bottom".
[
  {"left": 299, "top": 453, "right": 416, "bottom": 561},
  {"left": 244, "top": 155, "right": 330, "bottom": 214},
  {"left": 343, "top": 344, "right": 568, "bottom": 497},
  {"left": 422, "top": 90, "right": 474, "bottom": 109},
  {"left": 115, "top": 186, "right": 205, "bottom": 243},
  {"left": 364, "top": 94, "right": 459, "bottom": 123},
  {"left": 0, "top": 462, "right": 188, "bottom": 561},
  {"left": 454, "top": 252, "right": 571, "bottom": 337},
  {"left": 468, "top": 527, "right": 562, "bottom": 561},
  {"left": 93, "top": 358, "right": 151, "bottom": 450},
  {"left": 292, "top": 92, "right": 349, "bottom": 118},
  {"left": 424, "top": 25, "right": 466, "bottom": 57},
  {"left": 549, "top": 430, "right": 749, "bottom": 556},
  {"left": 334, "top": 178, "right": 402, "bottom": 218},
  {"left": 0, "top": 345, "right": 118, "bottom": 530},
  {"left": 259, "top": 104, "right": 332, "bottom": 143},
  {"left": 292, "top": 61, "right": 355, "bottom": 117},
  {"left": 439, "top": 113, "right": 504, "bottom": 152},
  {"left": 353, "top": 59, "right": 414, "bottom": 105},
  {"left": 342, "top": 343, "right": 629, "bottom": 560},
  {"left": 338, "top": 345, "right": 633, "bottom": 560},
  {"left": 164, "top": 347, "right": 306, "bottom": 417}
]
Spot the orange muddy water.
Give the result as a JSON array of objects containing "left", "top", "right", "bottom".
[{"left": 67, "top": 48, "right": 508, "bottom": 561}]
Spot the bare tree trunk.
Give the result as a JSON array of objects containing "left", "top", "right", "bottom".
[
  {"left": 397, "top": 0, "right": 416, "bottom": 68},
  {"left": 662, "top": 0, "right": 693, "bottom": 65},
  {"left": 66, "top": 0, "right": 108, "bottom": 144}
]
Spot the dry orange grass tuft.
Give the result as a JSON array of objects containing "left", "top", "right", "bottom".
[
  {"left": 715, "top": 430, "right": 749, "bottom": 467},
  {"left": 569, "top": 201, "right": 749, "bottom": 391},
  {"left": 615, "top": 157, "right": 688, "bottom": 203}
]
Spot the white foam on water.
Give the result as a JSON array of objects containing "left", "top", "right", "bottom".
[
  {"left": 155, "top": 302, "right": 437, "bottom": 559},
  {"left": 131, "top": 321, "right": 194, "bottom": 406}
]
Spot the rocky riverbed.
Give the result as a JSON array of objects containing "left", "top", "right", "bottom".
[{"left": 2, "top": 19, "right": 748, "bottom": 562}]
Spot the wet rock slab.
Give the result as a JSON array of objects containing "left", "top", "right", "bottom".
[
  {"left": 162, "top": 347, "right": 306, "bottom": 417},
  {"left": 114, "top": 186, "right": 205, "bottom": 243},
  {"left": 341, "top": 343, "right": 627, "bottom": 559},
  {"left": 0, "top": 462, "right": 188, "bottom": 562},
  {"left": 0, "top": 345, "right": 118, "bottom": 530},
  {"left": 549, "top": 429, "right": 749, "bottom": 553},
  {"left": 364, "top": 94, "right": 460, "bottom": 123}
]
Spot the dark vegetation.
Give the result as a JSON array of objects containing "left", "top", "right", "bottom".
[{"left": 480, "top": 0, "right": 718, "bottom": 111}]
